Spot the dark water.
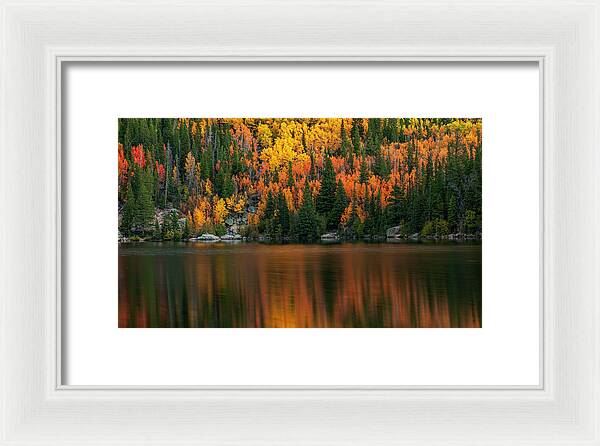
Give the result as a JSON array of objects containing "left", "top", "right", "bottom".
[{"left": 119, "top": 242, "right": 481, "bottom": 328}]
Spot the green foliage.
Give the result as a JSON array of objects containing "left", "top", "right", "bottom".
[
  {"left": 340, "top": 120, "right": 350, "bottom": 157},
  {"left": 363, "top": 192, "right": 385, "bottom": 238},
  {"left": 213, "top": 224, "right": 227, "bottom": 237},
  {"left": 297, "top": 182, "right": 319, "bottom": 242},
  {"left": 316, "top": 156, "right": 336, "bottom": 215},
  {"left": 120, "top": 182, "right": 135, "bottom": 235},
  {"left": 464, "top": 210, "right": 479, "bottom": 234},
  {"left": 329, "top": 179, "right": 348, "bottom": 229},
  {"left": 372, "top": 150, "right": 391, "bottom": 179},
  {"left": 277, "top": 191, "right": 290, "bottom": 237},
  {"left": 359, "top": 157, "right": 369, "bottom": 184},
  {"left": 286, "top": 162, "right": 294, "bottom": 188},
  {"left": 421, "top": 218, "right": 449, "bottom": 238},
  {"left": 153, "top": 218, "right": 161, "bottom": 240},
  {"left": 448, "top": 194, "right": 458, "bottom": 232},
  {"left": 182, "top": 219, "right": 191, "bottom": 240}
]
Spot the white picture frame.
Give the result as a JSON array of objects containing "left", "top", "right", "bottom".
[{"left": 1, "top": 1, "right": 598, "bottom": 444}]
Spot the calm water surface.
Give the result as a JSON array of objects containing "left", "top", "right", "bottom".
[{"left": 119, "top": 242, "right": 481, "bottom": 328}]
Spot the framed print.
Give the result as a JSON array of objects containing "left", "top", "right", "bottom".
[{"left": 1, "top": 1, "right": 599, "bottom": 445}]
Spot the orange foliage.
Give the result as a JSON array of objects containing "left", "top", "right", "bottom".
[{"left": 131, "top": 144, "right": 146, "bottom": 168}]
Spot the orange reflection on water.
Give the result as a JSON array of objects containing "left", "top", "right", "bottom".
[{"left": 119, "top": 242, "right": 481, "bottom": 328}]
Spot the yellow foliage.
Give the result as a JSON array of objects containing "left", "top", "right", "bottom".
[
  {"left": 192, "top": 199, "right": 210, "bottom": 232},
  {"left": 257, "top": 124, "right": 273, "bottom": 148},
  {"left": 225, "top": 194, "right": 247, "bottom": 214},
  {"left": 260, "top": 120, "right": 309, "bottom": 171},
  {"left": 204, "top": 179, "right": 212, "bottom": 196},
  {"left": 213, "top": 197, "right": 228, "bottom": 224}
]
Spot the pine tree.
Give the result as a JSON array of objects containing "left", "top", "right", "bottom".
[
  {"left": 448, "top": 193, "right": 458, "bottom": 233},
  {"left": 120, "top": 181, "right": 135, "bottom": 235},
  {"left": 386, "top": 184, "right": 405, "bottom": 227},
  {"left": 316, "top": 156, "right": 336, "bottom": 215},
  {"left": 297, "top": 182, "right": 319, "bottom": 242},
  {"left": 170, "top": 211, "right": 181, "bottom": 240},
  {"left": 264, "top": 191, "right": 276, "bottom": 220},
  {"left": 373, "top": 149, "right": 390, "bottom": 179},
  {"left": 340, "top": 120, "right": 350, "bottom": 157},
  {"left": 329, "top": 179, "right": 348, "bottom": 230},
  {"left": 182, "top": 218, "right": 191, "bottom": 240},
  {"left": 365, "top": 118, "right": 382, "bottom": 155},
  {"left": 363, "top": 192, "right": 374, "bottom": 238},
  {"left": 359, "top": 157, "right": 369, "bottom": 184},
  {"left": 277, "top": 191, "right": 290, "bottom": 237},
  {"left": 351, "top": 119, "right": 361, "bottom": 155},
  {"left": 132, "top": 168, "right": 154, "bottom": 234}
]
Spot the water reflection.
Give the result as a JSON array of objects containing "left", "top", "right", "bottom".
[{"left": 119, "top": 242, "right": 481, "bottom": 328}]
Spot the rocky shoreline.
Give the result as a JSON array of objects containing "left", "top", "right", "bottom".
[
  {"left": 118, "top": 231, "right": 481, "bottom": 244},
  {"left": 118, "top": 209, "right": 481, "bottom": 244}
]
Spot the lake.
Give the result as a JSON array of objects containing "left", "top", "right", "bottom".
[{"left": 118, "top": 242, "right": 481, "bottom": 328}]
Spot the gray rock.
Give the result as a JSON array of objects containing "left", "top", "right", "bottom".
[
  {"left": 221, "top": 233, "right": 242, "bottom": 241},
  {"left": 197, "top": 233, "right": 220, "bottom": 241},
  {"left": 321, "top": 232, "right": 339, "bottom": 240},
  {"left": 386, "top": 226, "right": 404, "bottom": 238}
]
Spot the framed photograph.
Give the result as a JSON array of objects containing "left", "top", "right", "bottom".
[{"left": 1, "top": 1, "right": 598, "bottom": 445}]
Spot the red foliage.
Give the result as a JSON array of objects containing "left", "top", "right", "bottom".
[
  {"left": 131, "top": 144, "right": 146, "bottom": 168},
  {"left": 118, "top": 143, "right": 129, "bottom": 185},
  {"left": 155, "top": 161, "right": 166, "bottom": 183}
]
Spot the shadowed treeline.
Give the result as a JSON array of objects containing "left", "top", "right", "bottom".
[{"left": 119, "top": 243, "right": 481, "bottom": 328}]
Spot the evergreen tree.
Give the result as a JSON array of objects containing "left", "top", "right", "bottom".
[
  {"left": 170, "top": 211, "right": 181, "bottom": 241},
  {"left": 363, "top": 192, "right": 384, "bottom": 238},
  {"left": 277, "top": 191, "right": 290, "bottom": 237},
  {"left": 347, "top": 148, "right": 354, "bottom": 173},
  {"left": 131, "top": 168, "right": 154, "bottom": 234},
  {"left": 448, "top": 193, "right": 458, "bottom": 233},
  {"left": 365, "top": 118, "right": 382, "bottom": 155},
  {"left": 351, "top": 119, "right": 361, "bottom": 155},
  {"left": 372, "top": 149, "right": 390, "bottom": 179},
  {"left": 297, "top": 182, "right": 319, "bottom": 242},
  {"left": 363, "top": 192, "right": 374, "bottom": 237},
  {"left": 316, "top": 156, "right": 336, "bottom": 215},
  {"left": 182, "top": 218, "right": 191, "bottom": 240},
  {"left": 359, "top": 157, "right": 369, "bottom": 184},
  {"left": 200, "top": 148, "right": 212, "bottom": 180},
  {"left": 329, "top": 179, "right": 348, "bottom": 230},
  {"left": 215, "top": 165, "right": 235, "bottom": 198},
  {"left": 386, "top": 184, "right": 405, "bottom": 227},
  {"left": 264, "top": 191, "right": 276, "bottom": 220},
  {"left": 340, "top": 120, "right": 350, "bottom": 157},
  {"left": 120, "top": 182, "right": 135, "bottom": 235}
]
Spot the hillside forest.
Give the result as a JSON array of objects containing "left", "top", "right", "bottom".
[{"left": 118, "top": 118, "right": 482, "bottom": 242}]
